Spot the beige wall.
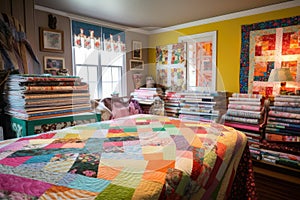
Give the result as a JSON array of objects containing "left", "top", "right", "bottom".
[
  {"left": 0, "top": 0, "right": 37, "bottom": 73},
  {"left": 34, "top": 10, "right": 72, "bottom": 74},
  {"left": 125, "top": 30, "right": 149, "bottom": 94}
]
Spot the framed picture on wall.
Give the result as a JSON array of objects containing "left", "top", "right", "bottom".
[
  {"left": 44, "top": 56, "right": 65, "bottom": 71},
  {"left": 132, "top": 40, "right": 142, "bottom": 59},
  {"left": 130, "top": 59, "right": 144, "bottom": 70},
  {"left": 39, "top": 27, "right": 64, "bottom": 53}
]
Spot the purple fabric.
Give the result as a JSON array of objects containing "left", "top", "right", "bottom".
[{"left": 0, "top": 174, "right": 52, "bottom": 197}]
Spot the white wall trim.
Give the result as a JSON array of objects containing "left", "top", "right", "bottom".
[{"left": 150, "top": 1, "right": 300, "bottom": 34}]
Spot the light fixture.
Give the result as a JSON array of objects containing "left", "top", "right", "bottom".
[{"left": 268, "top": 68, "right": 293, "bottom": 95}]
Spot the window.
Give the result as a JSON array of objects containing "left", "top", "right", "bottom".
[
  {"left": 179, "top": 31, "right": 217, "bottom": 92},
  {"left": 72, "top": 20, "right": 126, "bottom": 99}
]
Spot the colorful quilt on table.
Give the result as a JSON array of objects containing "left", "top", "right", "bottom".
[{"left": 0, "top": 114, "right": 247, "bottom": 199}]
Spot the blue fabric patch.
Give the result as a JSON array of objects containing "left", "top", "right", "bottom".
[
  {"left": 57, "top": 173, "right": 78, "bottom": 187},
  {"left": 101, "top": 152, "right": 144, "bottom": 160},
  {"left": 123, "top": 145, "right": 142, "bottom": 154},
  {"left": 67, "top": 175, "right": 110, "bottom": 192},
  {"left": 24, "top": 154, "right": 54, "bottom": 164}
]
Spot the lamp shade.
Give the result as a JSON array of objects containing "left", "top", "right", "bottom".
[{"left": 268, "top": 68, "right": 293, "bottom": 82}]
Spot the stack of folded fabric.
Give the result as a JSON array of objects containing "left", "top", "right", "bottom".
[
  {"left": 131, "top": 87, "right": 163, "bottom": 114},
  {"left": 5, "top": 74, "right": 92, "bottom": 120},
  {"left": 222, "top": 93, "right": 266, "bottom": 160},
  {"left": 266, "top": 95, "right": 300, "bottom": 142},
  {"left": 178, "top": 91, "right": 227, "bottom": 123},
  {"left": 259, "top": 95, "right": 300, "bottom": 169},
  {"left": 164, "top": 91, "right": 181, "bottom": 117}
]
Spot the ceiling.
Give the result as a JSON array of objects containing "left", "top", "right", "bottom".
[{"left": 35, "top": 0, "right": 296, "bottom": 31}]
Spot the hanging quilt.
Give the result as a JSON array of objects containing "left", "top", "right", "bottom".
[
  {"left": 156, "top": 43, "right": 187, "bottom": 91},
  {"left": 240, "top": 15, "right": 300, "bottom": 94}
]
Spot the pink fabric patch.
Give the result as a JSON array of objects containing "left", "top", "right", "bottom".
[
  {"left": 0, "top": 174, "right": 52, "bottom": 197},
  {"left": 44, "top": 143, "right": 64, "bottom": 149},
  {"left": 18, "top": 132, "right": 56, "bottom": 141},
  {"left": 0, "top": 141, "right": 28, "bottom": 153},
  {"left": 0, "top": 156, "right": 32, "bottom": 167},
  {"left": 62, "top": 143, "right": 85, "bottom": 148},
  {"left": 103, "top": 141, "right": 123, "bottom": 147},
  {"left": 176, "top": 150, "right": 193, "bottom": 159},
  {"left": 123, "top": 140, "right": 140, "bottom": 146}
]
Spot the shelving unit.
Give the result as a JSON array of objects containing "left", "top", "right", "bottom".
[
  {"left": 222, "top": 93, "right": 300, "bottom": 199},
  {"left": 252, "top": 159, "right": 300, "bottom": 199}
]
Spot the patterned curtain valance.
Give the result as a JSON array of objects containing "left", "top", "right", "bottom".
[{"left": 71, "top": 20, "right": 126, "bottom": 52}]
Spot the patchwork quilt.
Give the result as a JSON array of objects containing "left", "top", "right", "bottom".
[{"left": 0, "top": 114, "right": 247, "bottom": 199}]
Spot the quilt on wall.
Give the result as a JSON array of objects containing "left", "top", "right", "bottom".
[
  {"left": 156, "top": 43, "right": 187, "bottom": 91},
  {"left": 240, "top": 15, "right": 300, "bottom": 93}
]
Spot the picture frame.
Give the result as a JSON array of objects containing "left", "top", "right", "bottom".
[
  {"left": 130, "top": 59, "right": 144, "bottom": 70},
  {"left": 39, "top": 27, "right": 64, "bottom": 52},
  {"left": 44, "top": 56, "right": 65, "bottom": 71},
  {"left": 132, "top": 40, "right": 142, "bottom": 59}
]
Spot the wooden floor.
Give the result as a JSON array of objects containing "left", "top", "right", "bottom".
[{"left": 252, "top": 160, "right": 300, "bottom": 200}]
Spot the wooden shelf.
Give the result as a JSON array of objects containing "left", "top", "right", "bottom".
[{"left": 252, "top": 159, "right": 300, "bottom": 200}]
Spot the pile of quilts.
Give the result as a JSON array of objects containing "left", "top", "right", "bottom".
[
  {"left": 4, "top": 74, "right": 92, "bottom": 120},
  {"left": 222, "top": 93, "right": 266, "bottom": 160},
  {"left": 131, "top": 87, "right": 163, "bottom": 114}
]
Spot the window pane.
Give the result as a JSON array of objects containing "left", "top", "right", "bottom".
[
  {"left": 111, "top": 67, "right": 121, "bottom": 81},
  {"left": 88, "top": 81, "right": 98, "bottom": 99},
  {"left": 102, "top": 82, "right": 112, "bottom": 97},
  {"left": 102, "top": 67, "right": 112, "bottom": 81},
  {"left": 74, "top": 48, "right": 99, "bottom": 65},
  {"left": 111, "top": 54, "right": 124, "bottom": 66},
  {"left": 101, "top": 51, "right": 124, "bottom": 66},
  {"left": 112, "top": 82, "right": 121, "bottom": 94},
  {"left": 84, "top": 49, "right": 99, "bottom": 65},
  {"left": 74, "top": 47, "right": 86, "bottom": 64},
  {"left": 76, "top": 66, "right": 88, "bottom": 82},
  {"left": 88, "top": 66, "right": 98, "bottom": 82}
]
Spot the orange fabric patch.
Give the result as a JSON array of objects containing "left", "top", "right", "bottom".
[
  {"left": 143, "top": 153, "right": 164, "bottom": 160},
  {"left": 170, "top": 119, "right": 183, "bottom": 128},
  {"left": 145, "top": 160, "right": 175, "bottom": 173},
  {"left": 216, "top": 142, "right": 227, "bottom": 159},
  {"left": 142, "top": 171, "right": 166, "bottom": 184},
  {"left": 61, "top": 143, "right": 85, "bottom": 148},
  {"left": 97, "top": 165, "right": 122, "bottom": 180}
]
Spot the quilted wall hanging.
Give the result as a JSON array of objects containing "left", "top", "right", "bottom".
[
  {"left": 156, "top": 42, "right": 187, "bottom": 92},
  {"left": 240, "top": 15, "right": 300, "bottom": 94}
]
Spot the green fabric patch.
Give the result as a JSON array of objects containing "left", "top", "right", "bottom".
[
  {"left": 152, "top": 127, "right": 166, "bottom": 132},
  {"left": 123, "top": 127, "right": 138, "bottom": 132},
  {"left": 176, "top": 173, "right": 190, "bottom": 195},
  {"left": 95, "top": 184, "right": 135, "bottom": 200},
  {"left": 72, "top": 125, "right": 98, "bottom": 130},
  {"left": 165, "top": 128, "right": 181, "bottom": 135},
  {"left": 163, "top": 124, "right": 176, "bottom": 128},
  {"left": 92, "top": 123, "right": 110, "bottom": 129}
]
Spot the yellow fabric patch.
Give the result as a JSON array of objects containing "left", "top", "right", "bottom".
[{"left": 132, "top": 179, "right": 163, "bottom": 200}]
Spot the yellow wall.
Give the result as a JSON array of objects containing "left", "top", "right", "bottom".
[{"left": 148, "top": 6, "right": 300, "bottom": 93}]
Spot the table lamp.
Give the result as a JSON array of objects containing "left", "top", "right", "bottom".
[{"left": 268, "top": 68, "right": 293, "bottom": 95}]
